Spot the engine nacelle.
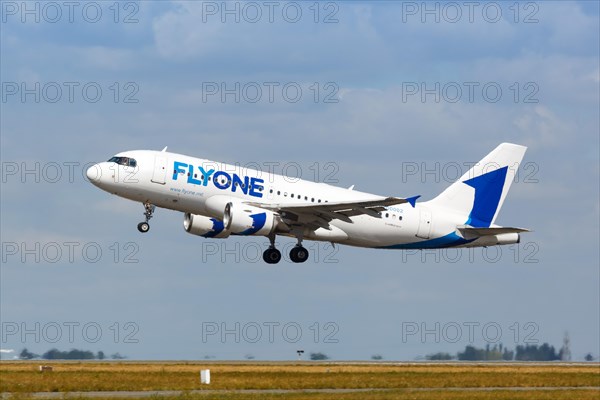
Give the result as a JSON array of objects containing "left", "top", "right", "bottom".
[
  {"left": 223, "top": 202, "right": 276, "bottom": 236},
  {"left": 204, "top": 195, "right": 277, "bottom": 236},
  {"left": 183, "top": 213, "right": 230, "bottom": 238}
]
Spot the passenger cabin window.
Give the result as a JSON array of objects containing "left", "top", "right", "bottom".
[{"left": 108, "top": 156, "right": 137, "bottom": 168}]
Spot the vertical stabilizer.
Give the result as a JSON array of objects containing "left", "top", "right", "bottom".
[{"left": 429, "top": 143, "right": 527, "bottom": 227}]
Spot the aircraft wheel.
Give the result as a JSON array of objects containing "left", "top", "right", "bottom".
[
  {"left": 137, "top": 222, "right": 150, "bottom": 233},
  {"left": 290, "top": 246, "right": 309, "bottom": 263},
  {"left": 263, "top": 248, "right": 281, "bottom": 264}
]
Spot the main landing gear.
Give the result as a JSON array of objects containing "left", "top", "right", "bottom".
[
  {"left": 262, "top": 234, "right": 309, "bottom": 264},
  {"left": 290, "top": 244, "right": 309, "bottom": 263},
  {"left": 137, "top": 202, "right": 155, "bottom": 233},
  {"left": 263, "top": 233, "right": 282, "bottom": 264}
]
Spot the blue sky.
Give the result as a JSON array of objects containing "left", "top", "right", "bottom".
[{"left": 1, "top": 1, "right": 598, "bottom": 361}]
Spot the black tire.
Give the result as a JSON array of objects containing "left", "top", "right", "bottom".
[
  {"left": 290, "top": 246, "right": 309, "bottom": 263},
  {"left": 137, "top": 222, "right": 150, "bottom": 233},
  {"left": 263, "top": 248, "right": 281, "bottom": 264}
]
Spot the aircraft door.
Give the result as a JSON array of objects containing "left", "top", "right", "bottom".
[
  {"left": 151, "top": 156, "right": 167, "bottom": 184},
  {"left": 416, "top": 208, "right": 432, "bottom": 239}
]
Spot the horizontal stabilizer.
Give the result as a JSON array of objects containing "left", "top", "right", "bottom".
[{"left": 457, "top": 225, "right": 530, "bottom": 239}]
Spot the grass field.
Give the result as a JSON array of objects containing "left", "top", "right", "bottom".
[
  {"left": 7, "top": 389, "right": 600, "bottom": 400},
  {"left": 1, "top": 362, "right": 599, "bottom": 399}
]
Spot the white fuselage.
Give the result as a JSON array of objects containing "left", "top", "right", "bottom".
[{"left": 87, "top": 149, "right": 520, "bottom": 250}]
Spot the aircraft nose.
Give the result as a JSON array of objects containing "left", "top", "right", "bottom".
[{"left": 86, "top": 164, "right": 102, "bottom": 184}]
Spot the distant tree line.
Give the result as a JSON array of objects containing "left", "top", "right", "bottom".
[
  {"left": 19, "top": 348, "right": 126, "bottom": 360},
  {"left": 426, "top": 342, "right": 586, "bottom": 361},
  {"left": 456, "top": 344, "right": 515, "bottom": 361},
  {"left": 309, "top": 352, "right": 329, "bottom": 360}
]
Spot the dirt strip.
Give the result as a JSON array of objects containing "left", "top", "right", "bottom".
[{"left": 2, "top": 387, "right": 599, "bottom": 398}]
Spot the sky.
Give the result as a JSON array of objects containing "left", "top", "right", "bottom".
[{"left": 1, "top": 1, "right": 599, "bottom": 361}]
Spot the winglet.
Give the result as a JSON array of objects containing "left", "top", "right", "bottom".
[
  {"left": 348, "top": 185, "right": 355, "bottom": 191},
  {"left": 406, "top": 195, "right": 421, "bottom": 208},
  {"left": 161, "top": 146, "right": 168, "bottom": 152}
]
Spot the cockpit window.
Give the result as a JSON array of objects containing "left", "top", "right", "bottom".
[{"left": 108, "top": 156, "right": 137, "bottom": 168}]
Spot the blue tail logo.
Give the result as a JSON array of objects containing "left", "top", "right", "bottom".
[{"left": 463, "top": 166, "right": 508, "bottom": 228}]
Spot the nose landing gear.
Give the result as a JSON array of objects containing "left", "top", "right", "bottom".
[{"left": 137, "top": 202, "right": 155, "bottom": 233}]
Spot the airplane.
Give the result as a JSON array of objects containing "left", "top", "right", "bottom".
[{"left": 86, "top": 143, "right": 530, "bottom": 263}]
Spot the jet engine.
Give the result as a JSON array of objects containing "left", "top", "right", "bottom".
[
  {"left": 183, "top": 213, "right": 230, "bottom": 238},
  {"left": 223, "top": 201, "right": 277, "bottom": 236},
  {"left": 203, "top": 195, "right": 278, "bottom": 236}
]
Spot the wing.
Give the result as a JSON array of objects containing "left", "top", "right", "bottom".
[{"left": 246, "top": 197, "right": 407, "bottom": 230}]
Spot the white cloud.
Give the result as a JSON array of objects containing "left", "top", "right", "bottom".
[
  {"left": 542, "top": 2, "right": 599, "bottom": 54},
  {"left": 152, "top": 1, "right": 224, "bottom": 59},
  {"left": 587, "top": 68, "right": 600, "bottom": 84},
  {"left": 513, "top": 105, "right": 574, "bottom": 147},
  {"left": 73, "top": 46, "right": 139, "bottom": 71}
]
